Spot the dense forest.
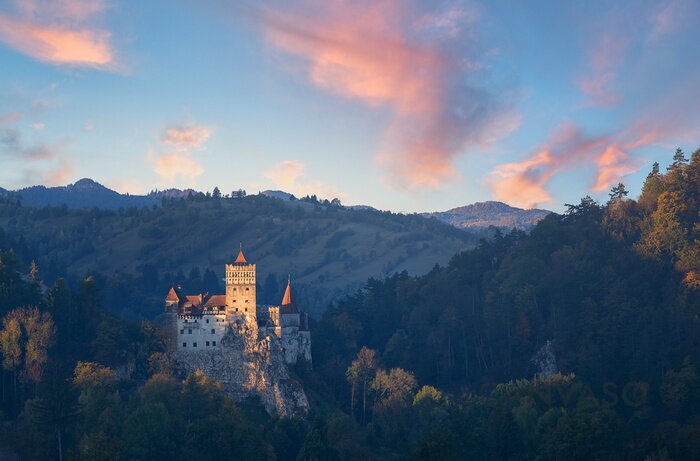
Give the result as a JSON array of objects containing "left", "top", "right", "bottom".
[
  {"left": 0, "top": 147, "right": 697, "bottom": 460},
  {"left": 0, "top": 189, "right": 477, "bottom": 318}
]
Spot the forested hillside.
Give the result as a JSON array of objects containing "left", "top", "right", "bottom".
[
  {"left": 303, "top": 148, "right": 700, "bottom": 459},
  {"left": 0, "top": 193, "right": 476, "bottom": 318},
  {"left": 423, "top": 201, "right": 551, "bottom": 231}
]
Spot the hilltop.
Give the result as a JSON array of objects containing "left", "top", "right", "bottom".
[
  {"left": 423, "top": 200, "right": 551, "bottom": 231},
  {"left": 0, "top": 191, "right": 477, "bottom": 317}
]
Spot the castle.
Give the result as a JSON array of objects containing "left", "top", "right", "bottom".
[{"left": 164, "top": 246, "right": 312, "bottom": 365}]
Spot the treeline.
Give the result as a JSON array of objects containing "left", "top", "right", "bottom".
[
  {"left": 302, "top": 148, "right": 700, "bottom": 459},
  {"left": 0, "top": 188, "right": 475, "bottom": 318}
]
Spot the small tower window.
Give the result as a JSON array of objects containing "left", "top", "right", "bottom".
[
  {"left": 206, "top": 341, "right": 210, "bottom": 346},
  {"left": 193, "top": 342, "right": 197, "bottom": 347},
  {"left": 180, "top": 329, "right": 184, "bottom": 334},
  {"left": 211, "top": 329, "right": 215, "bottom": 334},
  {"left": 182, "top": 342, "right": 187, "bottom": 347},
  {"left": 212, "top": 341, "right": 217, "bottom": 346},
  {"left": 206, "top": 319, "right": 209, "bottom": 323},
  {"left": 188, "top": 329, "right": 192, "bottom": 334}
]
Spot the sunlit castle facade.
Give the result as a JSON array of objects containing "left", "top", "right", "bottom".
[{"left": 164, "top": 246, "right": 311, "bottom": 365}]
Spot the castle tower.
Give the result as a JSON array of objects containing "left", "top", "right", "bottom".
[{"left": 225, "top": 244, "right": 257, "bottom": 323}]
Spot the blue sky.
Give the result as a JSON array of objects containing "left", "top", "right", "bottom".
[{"left": 0, "top": 0, "right": 699, "bottom": 212}]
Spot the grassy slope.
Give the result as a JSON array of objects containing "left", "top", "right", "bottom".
[{"left": 0, "top": 195, "right": 477, "bottom": 316}]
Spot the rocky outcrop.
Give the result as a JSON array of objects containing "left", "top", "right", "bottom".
[{"left": 172, "top": 322, "right": 309, "bottom": 417}]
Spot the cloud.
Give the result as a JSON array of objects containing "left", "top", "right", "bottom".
[
  {"left": 487, "top": 111, "right": 694, "bottom": 208},
  {"left": 0, "top": 0, "right": 115, "bottom": 68},
  {"left": 19, "top": 157, "right": 74, "bottom": 187},
  {"left": 0, "top": 112, "right": 67, "bottom": 161},
  {"left": 161, "top": 124, "right": 212, "bottom": 151},
  {"left": 149, "top": 121, "right": 212, "bottom": 185},
  {"left": 489, "top": 150, "right": 555, "bottom": 208},
  {"left": 0, "top": 112, "right": 22, "bottom": 125},
  {"left": 264, "top": 160, "right": 304, "bottom": 190},
  {"left": 261, "top": 0, "right": 518, "bottom": 189},
  {"left": 489, "top": 123, "right": 611, "bottom": 208},
  {"left": 264, "top": 160, "right": 344, "bottom": 199},
  {"left": 45, "top": 157, "right": 73, "bottom": 185},
  {"left": 592, "top": 143, "right": 641, "bottom": 192},
  {"left": 575, "top": 35, "right": 626, "bottom": 107},
  {"left": 649, "top": 0, "right": 695, "bottom": 42},
  {"left": 148, "top": 151, "right": 204, "bottom": 185}
]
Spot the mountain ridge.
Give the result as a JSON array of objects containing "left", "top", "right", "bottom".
[
  {"left": 5, "top": 180, "right": 550, "bottom": 231},
  {"left": 422, "top": 200, "right": 551, "bottom": 231}
]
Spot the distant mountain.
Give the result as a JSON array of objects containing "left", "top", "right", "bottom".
[
  {"left": 423, "top": 201, "right": 551, "bottom": 231},
  {"left": 11, "top": 179, "right": 203, "bottom": 209},
  {"left": 16, "top": 179, "right": 158, "bottom": 209}
]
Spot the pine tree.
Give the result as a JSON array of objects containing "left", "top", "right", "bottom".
[
  {"left": 608, "top": 183, "right": 628, "bottom": 203},
  {"left": 669, "top": 148, "right": 687, "bottom": 170}
]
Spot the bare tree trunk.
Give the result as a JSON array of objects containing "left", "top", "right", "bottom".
[
  {"left": 350, "top": 381, "right": 355, "bottom": 418},
  {"left": 362, "top": 379, "right": 367, "bottom": 424}
]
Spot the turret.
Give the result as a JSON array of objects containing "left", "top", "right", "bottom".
[
  {"left": 280, "top": 275, "right": 299, "bottom": 314},
  {"left": 225, "top": 244, "right": 257, "bottom": 324}
]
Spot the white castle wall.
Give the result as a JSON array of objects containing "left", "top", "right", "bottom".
[{"left": 176, "top": 313, "right": 227, "bottom": 350}]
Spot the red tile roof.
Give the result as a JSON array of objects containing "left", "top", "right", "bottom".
[
  {"left": 204, "top": 295, "right": 226, "bottom": 308},
  {"left": 280, "top": 278, "right": 299, "bottom": 314},
  {"left": 166, "top": 287, "right": 180, "bottom": 302}
]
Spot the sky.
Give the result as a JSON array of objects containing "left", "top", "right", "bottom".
[{"left": 0, "top": 0, "right": 699, "bottom": 213}]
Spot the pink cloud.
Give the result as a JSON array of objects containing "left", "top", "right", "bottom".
[
  {"left": 489, "top": 150, "right": 555, "bottom": 208},
  {"left": 149, "top": 120, "right": 213, "bottom": 186},
  {"left": 592, "top": 143, "right": 642, "bottom": 192},
  {"left": 148, "top": 152, "right": 204, "bottom": 185},
  {"left": 0, "top": 0, "right": 114, "bottom": 68},
  {"left": 487, "top": 104, "right": 699, "bottom": 207},
  {"left": 264, "top": 159, "right": 344, "bottom": 199},
  {"left": 161, "top": 124, "right": 212, "bottom": 151},
  {"left": 262, "top": 0, "right": 518, "bottom": 189},
  {"left": 0, "top": 112, "right": 22, "bottom": 125},
  {"left": 576, "top": 35, "right": 626, "bottom": 107},
  {"left": 46, "top": 157, "right": 73, "bottom": 186},
  {"left": 649, "top": 0, "right": 695, "bottom": 42},
  {"left": 489, "top": 123, "right": 613, "bottom": 208}
]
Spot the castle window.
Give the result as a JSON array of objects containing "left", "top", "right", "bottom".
[
  {"left": 206, "top": 341, "right": 210, "bottom": 346},
  {"left": 193, "top": 342, "right": 197, "bottom": 347},
  {"left": 182, "top": 342, "right": 187, "bottom": 347},
  {"left": 206, "top": 319, "right": 209, "bottom": 323},
  {"left": 188, "top": 329, "right": 192, "bottom": 334},
  {"left": 180, "top": 329, "right": 184, "bottom": 334},
  {"left": 246, "top": 287, "right": 249, "bottom": 291},
  {"left": 235, "top": 308, "right": 238, "bottom": 312},
  {"left": 212, "top": 341, "right": 217, "bottom": 346},
  {"left": 211, "top": 329, "right": 215, "bottom": 334}
]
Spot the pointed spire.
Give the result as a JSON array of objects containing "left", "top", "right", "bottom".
[
  {"left": 235, "top": 243, "right": 247, "bottom": 264},
  {"left": 280, "top": 275, "right": 298, "bottom": 313}
]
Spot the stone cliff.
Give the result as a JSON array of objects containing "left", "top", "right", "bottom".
[{"left": 172, "top": 321, "right": 309, "bottom": 417}]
